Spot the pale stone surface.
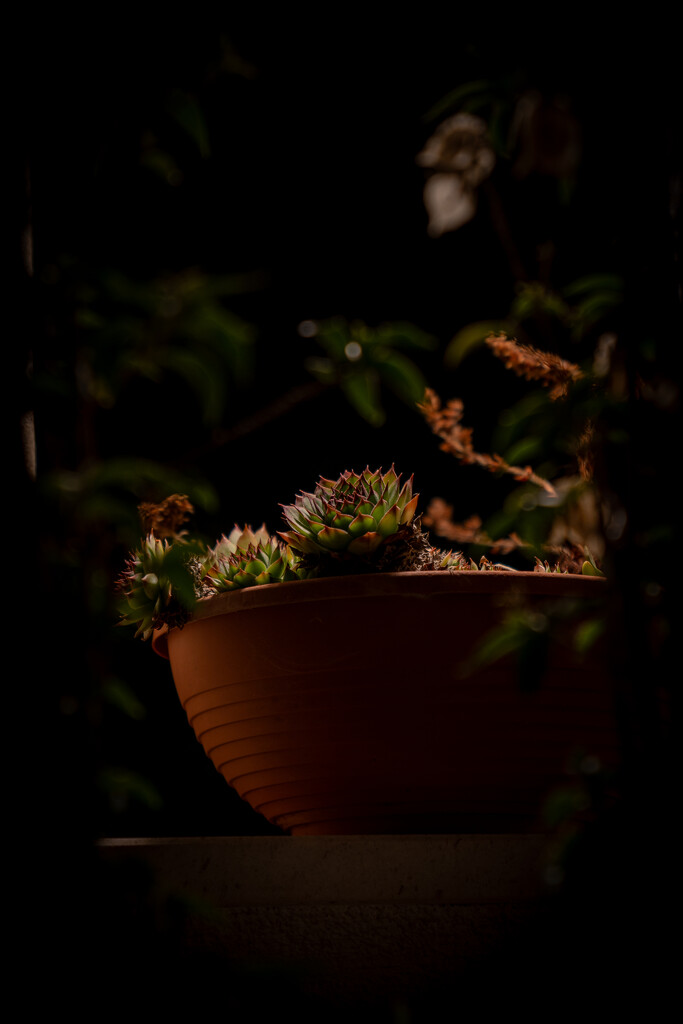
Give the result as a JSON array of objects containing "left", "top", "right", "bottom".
[
  {"left": 98, "top": 835, "right": 551, "bottom": 1003},
  {"left": 99, "top": 835, "right": 547, "bottom": 903}
]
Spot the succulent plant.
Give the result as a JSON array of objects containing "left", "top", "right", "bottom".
[
  {"left": 435, "top": 548, "right": 468, "bottom": 570},
  {"left": 204, "top": 524, "right": 308, "bottom": 592},
  {"left": 208, "top": 524, "right": 272, "bottom": 564},
  {"left": 120, "top": 465, "right": 583, "bottom": 643},
  {"left": 278, "top": 466, "right": 440, "bottom": 572},
  {"left": 426, "top": 550, "right": 517, "bottom": 571},
  {"left": 117, "top": 533, "right": 194, "bottom": 640}
]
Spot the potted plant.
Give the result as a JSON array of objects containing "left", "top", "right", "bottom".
[{"left": 118, "top": 466, "right": 616, "bottom": 835}]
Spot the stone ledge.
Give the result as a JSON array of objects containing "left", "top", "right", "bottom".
[
  {"left": 97, "top": 835, "right": 553, "bottom": 1004},
  {"left": 98, "top": 834, "right": 549, "bottom": 905}
]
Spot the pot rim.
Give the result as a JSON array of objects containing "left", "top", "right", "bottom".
[{"left": 151, "top": 569, "right": 605, "bottom": 659}]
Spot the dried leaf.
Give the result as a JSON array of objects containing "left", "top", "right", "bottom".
[{"left": 138, "top": 494, "right": 194, "bottom": 538}]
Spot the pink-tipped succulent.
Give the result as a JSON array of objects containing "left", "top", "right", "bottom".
[
  {"left": 204, "top": 524, "right": 308, "bottom": 592},
  {"left": 118, "top": 472, "right": 516, "bottom": 643},
  {"left": 117, "top": 533, "right": 179, "bottom": 640},
  {"left": 279, "top": 466, "right": 433, "bottom": 571}
]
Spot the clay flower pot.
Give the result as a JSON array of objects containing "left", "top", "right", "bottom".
[{"left": 153, "top": 571, "right": 616, "bottom": 835}]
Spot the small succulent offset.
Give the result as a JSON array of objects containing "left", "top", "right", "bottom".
[
  {"left": 118, "top": 467, "right": 522, "bottom": 641},
  {"left": 118, "top": 533, "right": 184, "bottom": 641},
  {"left": 117, "top": 523, "right": 296, "bottom": 639},
  {"left": 204, "top": 525, "right": 309, "bottom": 592}
]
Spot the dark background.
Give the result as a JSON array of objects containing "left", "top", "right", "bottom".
[{"left": 13, "top": 14, "right": 680, "bottom": 1015}]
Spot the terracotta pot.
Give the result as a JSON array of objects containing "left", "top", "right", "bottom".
[{"left": 153, "top": 571, "right": 616, "bottom": 835}]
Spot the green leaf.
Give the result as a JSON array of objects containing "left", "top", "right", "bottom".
[
  {"left": 574, "top": 292, "right": 622, "bottom": 322},
  {"left": 304, "top": 356, "right": 337, "bottom": 383},
  {"left": 562, "top": 274, "right": 623, "bottom": 298},
  {"left": 503, "top": 436, "right": 543, "bottom": 466},
  {"left": 330, "top": 511, "right": 355, "bottom": 531},
  {"left": 341, "top": 371, "right": 385, "bottom": 427},
  {"left": 251, "top": 571, "right": 272, "bottom": 585},
  {"left": 140, "top": 146, "right": 182, "bottom": 184},
  {"left": 233, "top": 569, "right": 256, "bottom": 587},
  {"left": 383, "top": 475, "right": 401, "bottom": 507},
  {"left": 146, "top": 346, "right": 228, "bottom": 425},
  {"left": 347, "top": 532, "right": 384, "bottom": 555},
  {"left": 374, "top": 350, "right": 426, "bottom": 406},
  {"left": 377, "top": 504, "right": 400, "bottom": 537},
  {"left": 244, "top": 559, "right": 267, "bottom": 576},
  {"left": 581, "top": 548, "right": 604, "bottom": 576},
  {"left": 279, "top": 530, "right": 320, "bottom": 555},
  {"left": 75, "top": 308, "right": 105, "bottom": 330},
  {"left": 98, "top": 767, "right": 163, "bottom": 811},
  {"left": 188, "top": 303, "right": 255, "bottom": 386},
  {"left": 400, "top": 494, "right": 419, "bottom": 524},
  {"left": 513, "top": 284, "right": 570, "bottom": 322},
  {"left": 316, "top": 318, "right": 351, "bottom": 359},
  {"left": 423, "top": 80, "right": 494, "bottom": 123},
  {"left": 102, "top": 678, "right": 146, "bottom": 721},
  {"left": 167, "top": 90, "right": 211, "bottom": 158},
  {"left": 316, "top": 526, "right": 351, "bottom": 551},
  {"left": 348, "top": 513, "right": 375, "bottom": 537},
  {"left": 465, "top": 622, "right": 524, "bottom": 673},
  {"left": 373, "top": 323, "right": 437, "bottom": 352},
  {"left": 574, "top": 618, "right": 606, "bottom": 653},
  {"left": 445, "top": 321, "right": 511, "bottom": 367},
  {"left": 164, "top": 547, "right": 199, "bottom": 609}
]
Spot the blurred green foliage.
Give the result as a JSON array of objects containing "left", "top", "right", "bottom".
[
  {"left": 73, "top": 268, "right": 258, "bottom": 426},
  {"left": 446, "top": 276, "right": 623, "bottom": 368},
  {"left": 305, "top": 317, "right": 436, "bottom": 426}
]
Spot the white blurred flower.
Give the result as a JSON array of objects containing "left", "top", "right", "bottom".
[
  {"left": 422, "top": 174, "right": 477, "bottom": 236},
  {"left": 417, "top": 113, "right": 495, "bottom": 236}
]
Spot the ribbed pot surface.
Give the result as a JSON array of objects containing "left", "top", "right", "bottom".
[{"left": 154, "top": 572, "right": 616, "bottom": 834}]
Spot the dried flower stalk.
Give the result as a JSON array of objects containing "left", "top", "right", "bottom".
[
  {"left": 575, "top": 424, "right": 595, "bottom": 481},
  {"left": 138, "top": 493, "right": 194, "bottom": 538},
  {"left": 423, "top": 497, "right": 589, "bottom": 573},
  {"left": 418, "top": 389, "right": 557, "bottom": 497},
  {"left": 485, "top": 334, "right": 583, "bottom": 400}
]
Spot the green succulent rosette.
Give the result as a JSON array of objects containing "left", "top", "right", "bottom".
[
  {"left": 208, "top": 524, "right": 272, "bottom": 564},
  {"left": 280, "top": 466, "right": 420, "bottom": 560},
  {"left": 204, "top": 524, "right": 308, "bottom": 592},
  {"left": 117, "top": 533, "right": 195, "bottom": 640}
]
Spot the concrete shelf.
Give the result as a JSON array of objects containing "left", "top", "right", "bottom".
[{"left": 98, "top": 835, "right": 553, "bottom": 1007}]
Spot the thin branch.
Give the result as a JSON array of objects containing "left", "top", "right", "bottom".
[{"left": 182, "top": 379, "right": 330, "bottom": 463}]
